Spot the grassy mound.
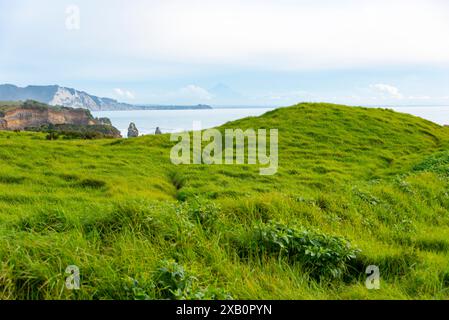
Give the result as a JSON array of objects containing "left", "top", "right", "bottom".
[{"left": 0, "top": 102, "right": 449, "bottom": 299}]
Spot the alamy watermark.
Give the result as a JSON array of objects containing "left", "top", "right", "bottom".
[
  {"left": 365, "top": 265, "right": 380, "bottom": 290},
  {"left": 65, "top": 5, "right": 80, "bottom": 30},
  {"left": 65, "top": 265, "right": 80, "bottom": 290},
  {"left": 170, "top": 122, "right": 278, "bottom": 175}
]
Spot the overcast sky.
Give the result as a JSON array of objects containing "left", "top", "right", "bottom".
[{"left": 1, "top": 0, "right": 449, "bottom": 105}]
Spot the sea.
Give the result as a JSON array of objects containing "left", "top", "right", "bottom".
[{"left": 92, "top": 106, "right": 449, "bottom": 137}]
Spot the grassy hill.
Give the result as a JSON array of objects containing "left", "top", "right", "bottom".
[{"left": 1, "top": 103, "right": 449, "bottom": 299}]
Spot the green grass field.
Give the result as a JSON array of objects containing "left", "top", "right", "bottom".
[{"left": 1, "top": 102, "right": 449, "bottom": 299}]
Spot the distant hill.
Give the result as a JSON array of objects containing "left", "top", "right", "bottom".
[
  {"left": 209, "top": 83, "right": 243, "bottom": 104},
  {"left": 0, "top": 84, "right": 134, "bottom": 111},
  {"left": 0, "top": 84, "right": 212, "bottom": 111},
  {"left": 135, "top": 104, "right": 212, "bottom": 110}
]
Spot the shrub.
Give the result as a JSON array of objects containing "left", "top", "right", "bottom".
[
  {"left": 27, "top": 122, "right": 120, "bottom": 139},
  {"left": 154, "top": 259, "right": 198, "bottom": 299},
  {"left": 185, "top": 197, "right": 220, "bottom": 229},
  {"left": 46, "top": 131, "right": 59, "bottom": 140},
  {"left": 154, "top": 260, "right": 232, "bottom": 300},
  {"left": 123, "top": 278, "right": 154, "bottom": 300},
  {"left": 249, "top": 221, "right": 360, "bottom": 279},
  {"left": 413, "top": 151, "right": 449, "bottom": 175}
]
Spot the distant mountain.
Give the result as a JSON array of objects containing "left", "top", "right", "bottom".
[
  {"left": 209, "top": 83, "right": 243, "bottom": 104},
  {"left": 0, "top": 84, "right": 214, "bottom": 111},
  {"left": 0, "top": 84, "right": 134, "bottom": 111}
]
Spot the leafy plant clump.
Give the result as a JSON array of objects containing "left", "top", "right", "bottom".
[
  {"left": 154, "top": 260, "right": 231, "bottom": 300},
  {"left": 250, "top": 221, "right": 361, "bottom": 279},
  {"left": 28, "top": 123, "right": 121, "bottom": 139},
  {"left": 413, "top": 151, "right": 449, "bottom": 176},
  {"left": 185, "top": 197, "right": 220, "bottom": 229}
]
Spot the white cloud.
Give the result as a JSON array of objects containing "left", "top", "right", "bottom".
[
  {"left": 114, "top": 88, "right": 135, "bottom": 99},
  {"left": 124, "top": 0, "right": 449, "bottom": 70},
  {"left": 370, "top": 84, "right": 403, "bottom": 99},
  {"left": 4, "top": 0, "right": 449, "bottom": 71}
]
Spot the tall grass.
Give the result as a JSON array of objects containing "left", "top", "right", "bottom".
[{"left": 0, "top": 103, "right": 449, "bottom": 299}]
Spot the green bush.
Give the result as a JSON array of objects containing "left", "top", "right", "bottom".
[
  {"left": 154, "top": 260, "right": 232, "bottom": 300},
  {"left": 27, "top": 123, "right": 120, "bottom": 139},
  {"left": 123, "top": 278, "right": 154, "bottom": 300},
  {"left": 185, "top": 197, "right": 220, "bottom": 229},
  {"left": 249, "top": 221, "right": 360, "bottom": 279},
  {"left": 46, "top": 131, "right": 59, "bottom": 140},
  {"left": 154, "top": 259, "right": 198, "bottom": 299},
  {"left": 413, "top": 151, "right": 449, "bottom": 175}
]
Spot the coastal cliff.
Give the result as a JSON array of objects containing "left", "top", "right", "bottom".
[{"left": 0, "top": 100, "right": 121, "bottom": 138}]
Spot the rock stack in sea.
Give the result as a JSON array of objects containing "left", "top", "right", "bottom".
[{"left": 127, "top": 122, "right": 139, "bottom": 138}]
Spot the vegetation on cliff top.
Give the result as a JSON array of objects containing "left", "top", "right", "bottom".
[
  {"left": 0, "top": 103, "right": 449, "bottom": 299},
  {"left": 0, "top": 100, "right": 86, "bottom": 114},
  {"left": 27, "top": 123, "right": 122, "bottom": 140}
]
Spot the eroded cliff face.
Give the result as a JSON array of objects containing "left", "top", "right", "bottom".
[{"left": 0, "top": 107, "right": 96, "bottom": 130}]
